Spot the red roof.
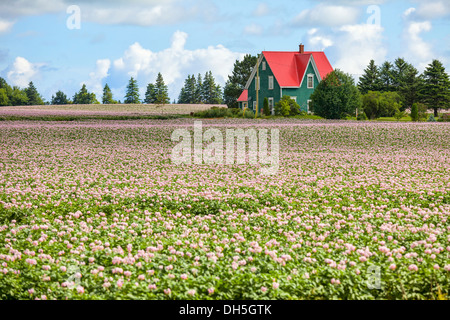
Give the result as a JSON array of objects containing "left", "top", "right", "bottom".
[
  {"left": 263, "top": 51, "right": 333, "bottom": 87},
  {"left": 237, "top": 89, "right": 248, "bottom": 102}
]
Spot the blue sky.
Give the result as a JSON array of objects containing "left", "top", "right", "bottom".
[{"left": 0, "top": 0, "right": 449, "bottom": 102}]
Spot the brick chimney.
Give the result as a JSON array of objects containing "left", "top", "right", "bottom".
[{"left": 299, "top": 43, "right": 304, "bottom": 54}]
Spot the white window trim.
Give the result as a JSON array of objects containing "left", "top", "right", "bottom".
[
  {"left": 307, "top": 100, "right": 312, "bottom": 114},
  {"left": 268, "top": 76, "right": 274, "bottom": 90},
  {"left": 268, "top": 97, "right": 274, "bottom": 115},
  {"left": 307, "top": 74, "right": 314, "bottom": 89},
  {"left": 255, "top": 77, "right": 260, "bottom": 90},
  {"left": 253, "top": 101, "right": 257, "bottom": 111},
  {"left": 290, "top": 96, "right": 297, "bottom": 102},
  {"left": 262, "top": 61, "right": 266, "bottom": 71}
]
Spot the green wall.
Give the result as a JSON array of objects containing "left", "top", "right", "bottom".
[
  {"left": 243, "top": 56, "right": 320, "bottom": 114},
  {"left": 246, "top": 57, "right": 280, "bottom": 113},
  {"left": 281, "top": 62, "right": 319, "bottom": 112}
]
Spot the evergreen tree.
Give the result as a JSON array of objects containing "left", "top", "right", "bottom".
[
  {"left": 263, "top": 97, "right": 270, "bottom": 116},
  {"left": 392, "top": 58, "right": 411, "bottom": 91},
  {"left": 398, "top": 65, "right": 421, "bottom": 111},
  {"left": 421, "top": 59, "right": 450, "bottom": 117},
  {"left": 73, "top": 84, "right": 99, "bottom": 104},
  {"left": 144, "top": 83, "right": 157, "bottom": 104},
  {"left": 25, "top": 81, "right": 44, "bottom": 105},
  {"left": 223, "top": 54, "right": 258, "bottom": 108},
  {"left": 102, "top": 84, "right": 117, "bottom": 104},
  {"left": 195, "top": 73, "right": 203, "bottom": 103},
  {"left": 358, "top": 60, "right": 381, "bottom": 94},
  {"left": 154, "top": 73, "right": 170, "bottom": 105},
  {"left": 379, "top": 61, "right": 395, "bottom": 92},
  {"left": 310, "top": 69, "right": 361, "bottom": 119},
  {"left": 51, "top": 90, "right": 70, "bottom": 105},
  {"left": 124, "top": 77, "right": 140, "bottom": 104},
  {"left": 202, "top": 71, "right": 222, "bottom": 104},
  {"left": 411, "top": 103, "right": 419, "bottom": 122}
]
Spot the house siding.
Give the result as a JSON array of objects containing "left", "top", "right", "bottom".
[
  {"left": 281, "top": 61, "right": 319, "bottom": 112},
  {"left": 245, "top": 56, "right": 281, "bottom": 113}
]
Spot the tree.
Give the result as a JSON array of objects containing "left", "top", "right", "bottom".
[
  {"left": 144, "top": 83, "right": 157, "bottom": 104},
  {"left": 10, "top": 86, "right": 29, "bottom": 106},
  {"left": 124, "top": 77, "right": 140, "bottom": 104},
  {"left": 0, "top": 88, "right": 10, "bottom": 106},
  {"left": 51, "top": 90, "right": 70, "bottom": 105},
  {"left": 379, "top": 92, "right": 402, "bottom": 117},
  {"left": 362, "top": 91, "right": 402, "bottom": 119},
  {"left": 195, "top": 73, "right": 203, "bottom": 104},
  {"left": 358, "top": 60, "right": 381, "bottom": 94},
  {"left": 178, "top": 75, "right": 196, "bottom": 104},
  {"left": 310, "top": 69, "right": 361, "bottom": 119},
  {"left": 102, "top": 84, "right": 117, "bottom": 104},
  {"left": 392, "top": 58, "right": 412, "bottom": 91},
  {"left": 421, "top": 59, "right": 450, "bottom": 117},
  {"left": 379, "top": 61, "right": 395, "bottom": 92},
  {"left": 202, "top": 71, "right": 222, "bottom": 104},
  {"left": 398, "top": 65, "right": 421, "bottom": 111},
  {"left": 362, "top": 91, "right": 381, "bottom": 120},
  {"left": 223, "top": 54, "right": 258, "bottom": 108},
  {"left": 73, "top": 84, "right": 99, "bottom": 104},
  {"left": 25, "top": 82, "right": 44, "bottom": 105},
  {"left": 154, "top": 73, "right": 170, "bottom": 105},
  {"left": 411, "top": 103, "right": 418, "bottom": 122},
  {"left": 274, "top": 96, "right": 300, "bottom": 117},
  {"left": 263, "top": 97, "right": 270, "bottom": 116}
]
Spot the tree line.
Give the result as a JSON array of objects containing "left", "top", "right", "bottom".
[
  {"left": 0, "top": 70, "right": 226, "bottom": 106},
  {"left": 310, "top": 58, "right": 450, "bottom": 120}
]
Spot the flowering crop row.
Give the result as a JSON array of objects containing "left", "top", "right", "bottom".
[{"left": 0, "top": 119, "right": 449, "bottom": 300}]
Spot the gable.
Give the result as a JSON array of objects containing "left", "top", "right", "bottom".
[{"left": 245, "top": 51, "right": 333, "bottom": 90}]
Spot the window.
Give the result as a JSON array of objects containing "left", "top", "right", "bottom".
[
  {"left": 268, "top": 76, "right": 274, "bottom": 90},
  {"left": 307, "top": 74, "right": 314, "bottom": 89},
  {"left": 268, "top": 98, "right": 274, "bottom": 115},
  {"left": 253, "top": 101, "right": 257, "bottom": 111},
  {"left": 262, "top": 61, "right": 266, "bottom": 71},
  {"left": 290, "top": 96, "right": 297, "bottom": 102},
  {"left": 307, "top": 100, "right": 312, "bottom": 114},
  {"left": 255, "top": 77, "right": 260, "bottom": 90}
]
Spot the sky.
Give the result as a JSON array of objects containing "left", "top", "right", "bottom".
[{"left": 0, "top": 0, "right": 449, "bottom": 102}]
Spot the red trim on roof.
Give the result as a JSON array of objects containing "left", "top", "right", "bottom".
[
  {"left": 262, "top": 51, "right": 333, "bottom": 87},
  {"left": 237, "top": 89, "right": 248, "bottom": 102}
]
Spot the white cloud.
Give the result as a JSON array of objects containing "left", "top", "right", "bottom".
[
  {"left": 0, "top": 19, "right": 14, "bottom": 33},
  {"left": 83, "top": 59, "right": 111, "bottom": 97},
  {"left": 333, "top": 24, "right": 387, "bottom": 75},
  {"left": 0, "top": 0, "right": 218, "bottom": 26},
  {"left": 6, "top": 57, "right": 43, "bottom": 87},
  {"left": 307, "top": 28, "right": 334, "bottom": 51},
  {"left": 292, "top": 4, "right": 360, "bottom": 27},
  {"left": 416, "top": 1, "right": 450, "bottom": 19},
  {"left": 244, "top": 24, "right": 264, "bottom": 36},
  {"left": 254, "top": 3, "right": 270, "bottom": 17},
  {"left": 92, "top": 31, "right": 244, "bottom": 100},
  {"left": 404, "top": 21, "right": 433, "bottom": 70},
  {"left": 403, "top": 7, "right": 416, "bottom": 18}
]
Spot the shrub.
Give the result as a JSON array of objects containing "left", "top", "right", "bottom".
[
  {"left": 428, "top": 114, "right": 436, "bottom": 122},
  {"left": 357, "top": 111, "right": 368, "bottom": 121},
  {"left": 394, "top": 110, "right": 406, "bottom": 120},
  {"left": 417, "top": 103, "right": 428, "bottom": 121},
  {"left": 274, "top": 96, "right": 300, "bottom": 117},
  {"left": 411, "top": 103, "right": 419, "bottom": 122},
  {"left": 263, "top": 97, "right": 270, "bottom": 116}
]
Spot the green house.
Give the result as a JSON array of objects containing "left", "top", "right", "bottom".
[{"left": 238, "top": 44, "right": 333, "bottom": 115}]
